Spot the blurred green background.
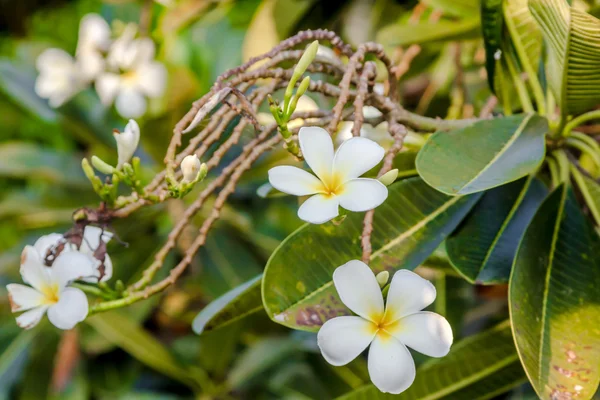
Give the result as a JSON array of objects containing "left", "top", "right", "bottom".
[{"left": 3, "top": 0, "right": 600, "bottom": 398}]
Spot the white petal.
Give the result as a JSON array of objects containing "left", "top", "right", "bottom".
[
  {"left": 384, "top": 270, "right": 436, "bottom": 323},
  {"left": 368, "top": 335, "right": 416, "bottom": 394},
  {"left": 337, "top": 178, "right": 388, "bottom": 212},
  {"left": 131, "top": 38, "right": 156, "bottom": 64},
  {"left": 317, "top": 316, "right": 376, "bottom": 366},
  {"left": 47, "top": 288, "right": 88, "bottom": 330},
  {"left": 33, "top": 233, "right": 63, "bottom": 261},
  {"left": 78, "top": 13, "right": 111, "bottom": 51},
  {"left": 297, "top": 194, "right": 339, "bottom": 224},
  {"left": 6, "top": 284, "right": 45, "bottom": 312},
  {"left": 388, "top": 312, "right": 453, "bottom": 357},
  {"left": 96, "top": 73, "right": 121, "bottom": 105},
  {"left": 268, "top": 166, "right": 323, "bottom": 196},
  {"left": 36, "top": 48, "right": 75, "bottom": 73},
  {"left": 20, "top": 246, "right": 51, "bottom": 292},
  {"left": 115, "top": 88, "right": 147, "bottom": 118},
  {"left": 77, "top": 49, "right": 105, "bottom": 82},
  {"left": 15, "top": 306, "right": 49, "bottom": 330},
  {"left": 332, "top": 260, "right": 384, "bottom": 322},
  {"left": 81, "top": 226, "right": 113, "bottom": 255},
  {"left": 51, "top": 252, "right": 96, "bottom": 289},
  {"left": 114, "top": 119, "right": 141, "bottom": 168},
  {"left": 100, "top": 254, "right": 113, "bottom": 282},
  {"left": 135, "top": 62, "right": 167, "bottom": 98},
  {"left": 298, "top": 127, "right": 334, "bottom": 182},
  {"left": 332, "top": 137, "right": 385, "bottom": 182}
]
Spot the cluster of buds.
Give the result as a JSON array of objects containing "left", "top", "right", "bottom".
[{"left": 167, "top": 154, "right": 208, "bottom": 198}]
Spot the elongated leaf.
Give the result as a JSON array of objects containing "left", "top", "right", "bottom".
[
  {"left": 376, "top": 17, "right": 481, "bottom": 47},
  {"left": 529, "top": 0, "right": 600, "bottom": 115},
  {"left": 509, "top": 184, "right": 600, "bottom": 399},
  {"left": 87, "top": 312, "right": 198, "bottom": 389},
  {"left": 0, "top": 329, "right": 36, "bottom": 391},
  {"left": 570, "top": 165, "right": 600, "bottom": 227},
  {"left": 416, "top": 114, "right": 547, "bottom": 195},
  {"left": 447, "top": 176, "right": 548, "bottom": 284},
  {"left": 262, "top": 178, "right": 480, "bottom": 332},
  {"left": 337, "top": 321, "right": 525, "bottom": 400},
  {"left": 193, "top": 274, "right": 263, "bottom": 335},
  {"left": 480, "top": 0, "right": 504, "bottom": 92},
  {"left": 423, "top": 0, "right": 479, "bottom": 17}
]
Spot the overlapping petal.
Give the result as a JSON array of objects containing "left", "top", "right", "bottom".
[
  {"left": 317, "top": 316, "right": 376, "bottom": 366},
  {"left": 136, "top": 62, "right": 167, "bottom": 97},
  {"left": 20, "top": 246, "right": 50, "bottom": 292},
  {"left": 384, "top": 269, "right": 437, "bottom": 323},
  {"left": 297, "top": 194, "right": 339, "bottom": 224},
  {"left": 6, "top": 284, "right": 45, "bottom": 312},
  {"left": 51, "top": 252, "right": 96, "bottom": 289},
  {"left": 333, "top": 137, "right": 384, "bottom": 182},
  {"left": 16, "top": 306, "right": 49, "bottom": 330},
  {"left": 387, "top": 312, "right": 453, "bottom": 357},
  {"left": 337, "top": 178, "right": 388, "bottom": 212},
  {"left": 332, "top": 260, "right": 384, "bottom": 322},
  {"left": 368, "top": 335, "right": 416, "bottom": 394},
  {"left": 268, "top": 166, "right": 323, "bottom": 196},
  {"left": 33, "top": 233, "right": 64, "bottom": 262},
  {"left": 298, "top": 127, "right": 334, "bottom": 182},
  {"left": 47, "top": 288, "right": 89, "bottom": 330},
  {"left": 116, "top": 88, "right": 147, "bottom": 119}
]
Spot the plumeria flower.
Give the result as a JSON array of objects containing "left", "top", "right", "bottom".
[
  {"left": 96, "top": 24, "right": 167, "bottom": 118},
  {"left": 6, "top": 244, "right": 96, "bottom": 330},
  {"left": 33, "top": 226, "right": 114, "bottom": 282},
  {"left": 317, "top": 260, "right": 453, "bottom": 394},
  {"left": 268, "top": 126, "right": 388, "bottom": 224},
  {"left": 114, "top": 119, "right": 140, "bottom": 169}
]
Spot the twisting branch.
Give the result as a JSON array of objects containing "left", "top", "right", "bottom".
[{"left": 352, "top": 62, "right": 377, "bottom": 137}]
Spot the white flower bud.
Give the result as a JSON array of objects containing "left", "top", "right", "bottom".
[
  {"left": 114, "top": 119, "right": 140, "bottom": 169},
  {"left": 376, "top": 270, "right": 389, "bottom": 287},
  {"left": 378, "top": 169, "right": 399, "bottom": 186},
  {"left": 181, "top": 154, "right": 201, "bottom": 183}
]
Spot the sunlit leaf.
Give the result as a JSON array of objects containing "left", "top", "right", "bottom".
[
  {"left": 377, "top": 17, "right": 481, "bottom": 47},
  {"left": 570, "top": 165, "right": 600, "bottom": 226},
  {"left": 447, "top": 176, "right": 548, "bottom": 284},
  {"left": 416, "top": 113, "right": 547, "bottom": 195},
  {"left": 262, "top": 178, "right": 480, "bottom": 332},
  {"left": 509, "top": 184, "right": 600, "bottom": 398}
]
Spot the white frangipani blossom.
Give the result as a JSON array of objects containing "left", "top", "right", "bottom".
[
  {"left": 96, "top": 24, "right": 167, "bottom": 118},
  {"left": 317, "top": 261, "right": 453, "bottom": 394},
  {"left": 268, "top": 126, "right": 388, "bottom": 224},
  {"left": 6, "top": 244, "right": 96, "bottom": 330},
  {"left": 114, "top": 119, "right": 140, "bottom": 169},
  {"left": 180, "top": 154, "right": 201, "bottom": 183}
]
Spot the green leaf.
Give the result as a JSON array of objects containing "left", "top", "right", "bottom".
[
  {"left": 86, "top": 312, "right": 199, "bottom": 389},
  {"left": 192, "top": 274, "right": 263, "bottom": 335},
  {"left": 416, "top": 114, "right": 547, "bottom": 195},
  {"left": 422, "top": 0, "right": 479, "bottom": 17},
  {"left": 262, "top": 178, "right": 480, "bottom": 332},
  {"left": 336, "top": 321, "right": 526, "bottom": 400},
  {"left": 480, "top": 0, "right": 504, "bottom": 93},
  {"left": 529, "top": 0, "right": 600, "bottom": 116},
  {"left": 570, "top": 165, "right": 600, "bottom": 226},
  {"left": 509, "top": 184, "right": 600, "bottom": 399},
  {"left": 0, "top": 142, "right": 87, "bottom": 186},
  {"left": 0, "top": 329, "right": 36, "bottom": 390},
  {"left": 447, "top": 176, "right": 548, "bottom": 284},
  {"left": 376, "top": 17, "right": 481, "bottom": 47}
]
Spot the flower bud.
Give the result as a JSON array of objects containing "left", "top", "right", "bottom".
[
  {"left": 378, "top": 169, "right": 398, "bottom": 186},
  {"left": 376, "top": 270, "right": 389, "bottom": 287},
  {"left": 114, "top": 119, "right": 140, "bottom": 169},
  {"left": 180, "top": 154, "right": 201, "bottom": 183},
  {"left": 91, "top": 155, "right": 115, "bottom": 174}
]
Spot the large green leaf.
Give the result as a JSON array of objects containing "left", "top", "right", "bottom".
[
  {"left": 570, "top": 165, "right": 600, "bottom": 227},
  {"left": 529, "top": 0, "right": 600, "bottom": 116},
  {"left": 376, "top": 17, "right": 481, "bottom": 47},
  {"left": 192, "top": 274, "right": 263, "bottom": 335},
  {"left": 87, "top": 312, "right": 200, "bottom": 389},
  {"left": 262, "top": 178, "right": 480, "bottom": 332},
  {"left": 416, "top": 114, "right": 547, "bottom": 195},
  {"left": 447, "top": 176, "right": 548, "bottom": 284},
  {"left": 509, "top": 184, "right": 600, "bottom": 399},
  {"left": 337, "top": 321, "right": 526, "bottom": 400}
]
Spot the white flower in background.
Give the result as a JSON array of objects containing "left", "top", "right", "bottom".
[
  {"left": 317, "top": 260, "right": 453, "bottom": 394},
  {"left": 6, "top": 245, "right": 96, "bottom": 330},
  {"left": 114, "top": 119, "right": 140, "bottom": 169},
  {"left": 33, "top": 227, "right": 114, "bottom": 282},
  {"left": 76, "top": 13, "right": 111, "bottom": 82},
  {"left": 180, "top": 154, "right": 201, "bottom": 183},
  {"left": 34, "top": 13, "right": 111, "bottom": 107},
  {"left": 268, "top": 126, "right": 388, "bottom": 224},
  {"left": 96, "top": 24, "right": 167, "bottom": 118}
]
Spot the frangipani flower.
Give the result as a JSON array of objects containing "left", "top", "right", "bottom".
[
  {"left": 96, "top": 24, "right": 167, "bottom": 118},
  {"left": 6, "top": 245, "right": 95, "bottom": 330},
  {"left": 268, "top": 127, "right": 388, "bottom": 224},
  {"left": 317, "top": 260, "right": 453, "bottom": 394},
  {"left": 114, "top": 119, "right": 140, "bottom": 169}
]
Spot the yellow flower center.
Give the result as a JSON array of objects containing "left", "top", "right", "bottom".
[
  {"left": 40, "top": 283, "right": 60, "bottom": 305},
  {"left": 121, "top": 70, "right": 139, "bottom": 86},
  {"left": 366, "top": 312, "right": 399, "bottom": 340},
  {"left": 319, "top": 172, "right": 344, "bottom": 197}
]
